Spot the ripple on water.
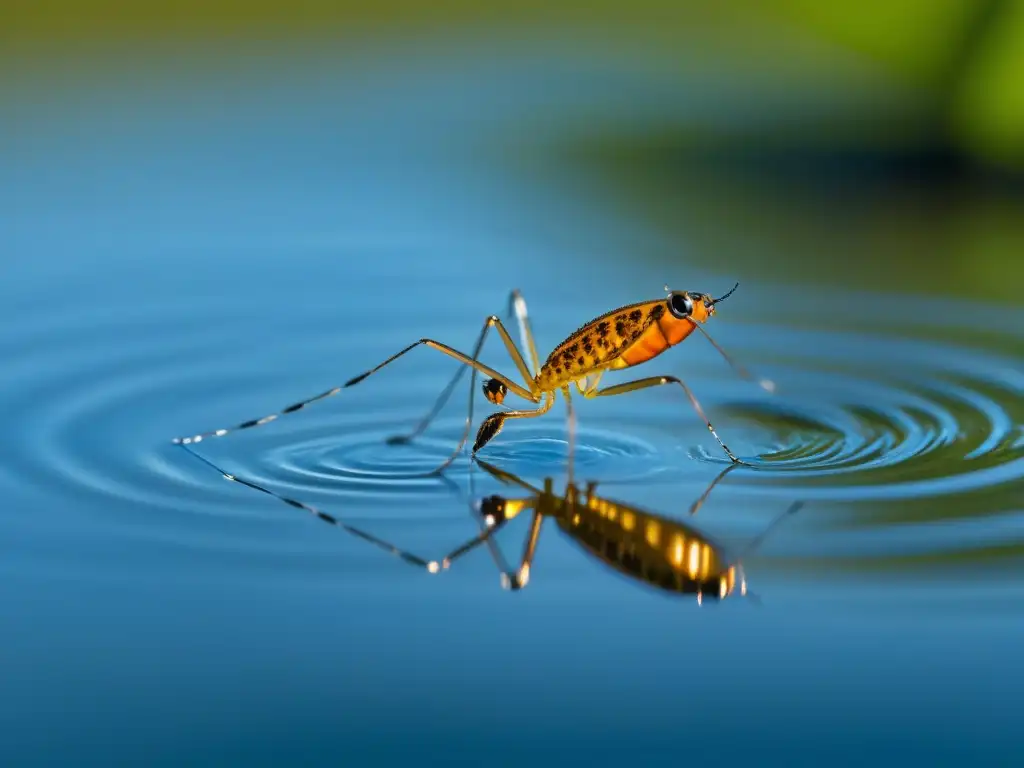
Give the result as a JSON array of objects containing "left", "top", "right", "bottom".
[
  {"left": 258, "top": 420, "right": 665, "bottom": 494},
  {"left": 2, "top": 287, "right": 1023, "bottom": 567},
  {"left": 691, "top": 324, "right": 1024, "bottom": 502}
]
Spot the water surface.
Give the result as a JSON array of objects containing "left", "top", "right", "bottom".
[{"left": 2, "top": 39, "right": 1023, "bottom": 765}]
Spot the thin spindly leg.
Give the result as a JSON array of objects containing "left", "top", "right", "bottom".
[
  {"left": 356, "top": 335, "right": 540, "bottom": 475},
  {"left": 171, "top": 336, "right": 536, "bottom": 447},
  {"left": 172, "top": 383, "right": 350, "bottom": 445},
  {"left": 505, "top": 509, "right": 545, "bottom": 590},
  {"left": 737, "top": 501, "right": 804, "bottom": 559},
  {"left": 177, "top": 443, "right": 497, "bottom": 571},
  {"left": 508, "top": 289, "right": 541, "bottom": 375},
  {"left": 585, "top": 375, "right": 745, "bottom": 465},
  {"left": 428, "top": 388, "right": 555, "bottom": 475},
  {"left": 472, "top": 457, "right": 544, "bottom": 494},
  {"left": 351, "top": 337, "right": 541, "bottom": 475},
  {"left": 732, "top": 499, "right": 805, "bottom": 604},
  {"left": 467, "top": 499, "right": 545, "bottom": 592},
  {"left": 466, "top": 470, "right": 572, "bottom": 592},
  {"left": 688, "top": 461, "right": 741, "bottom": 516},
  {"left": 562, "top": 386, "right": 576, "bottom": 486},
  {"left": 508, "top": 478, "right": 581, "bottom": 589},
  {"left": 472, "top": 392, "right": 555, "bottom": 454},
  {"left": 461, "top": 442, "right": 543, "bottom": 584},
  {"left": 566, "top": 371, "right": 606, "bottom": 485},
  {"left": 439, "top": 515, "right": 521, "bottom": 576},
  {"left": 387, "top": 313, "right": 538, "bottom": 445},
  {"left": 687, "top": 320, "right": 775, "bottom": 393},
  {"left": 573, "top": 370, "right": 604, "bottom": 397},
  {"left": 463, "top": 455, "right": 547, "bottom": 588},
  {"left": 346, "top": 337, "right": 536, "bottom": 399}
]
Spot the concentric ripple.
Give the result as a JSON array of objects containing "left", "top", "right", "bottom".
[
  {"left": 684, "top": 319, "right": 1024, "bottom": 502},
  {"left": 0, "top": 284, "right": 697, "bottom": 553},
  {"left": 2, "top": 275, "right": 1023, "bottom": 572},
  {"left": 2, "top": 41, "right": 1021, "bottom": 581},
  {"left": 259, "top": 420, "right": 663, "bottom": 495}
]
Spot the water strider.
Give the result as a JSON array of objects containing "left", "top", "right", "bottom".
[{"left": 172, "top": 284, "right": 775, "bottom": 471}]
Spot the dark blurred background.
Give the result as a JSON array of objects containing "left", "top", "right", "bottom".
[{"left": 5, "top": 0, "right": 1023, "bottom": 301}]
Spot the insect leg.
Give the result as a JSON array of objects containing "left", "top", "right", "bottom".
[
  {"left": 505, "top": 510, "right": 545, "bottom": 589},
  {"left": 585, "top": 375, "right": 746, "bottom": 465},
  {"left": 472, "top": 456, "right": 544, "bottom": 494},
  {"left": 730, "top": 500, "right": 805, "bottom": 605},
  {"left": 171, "top": 384, "right": 349, "bottom": 445},
  {"left": 562, "top": 385, "right": 576, "bottom": 486},
  {"left": 346, "top": 337, "right": 536, "bottom": 399},
  {"left": 688, "top": 461, "right": 741, "bottom": 516},
  {"left": 171, "top": 336, "right": 535, "bottom": 447},
  {"left": 507, "top": 479, "right": 578, "bottom": 589},
  {"left": 573, "top": 370, "right": 604, "bottom": 396},
  {"left": 423, "top": 382, "right": 554, "bottom": 476},
  {"left": 737, "top": 500, "right": 804, "bottom": 559},
  {"left": 508, "top": 289, "right": 541, "bottom": 375},
  {"left": 176, "top": 443, "right": 497, "bottom": 571},
  {"left": 458, "top": 498, "right": 545, "bottom": 592},
  {"left": 460, "top": 457, "right": 523, "bottom": 584},
  {"left": 688, "top": 320, "right": 775, "bottom": 393},
  {"left": 386, "top": 315, "right": 538, "bottom": 446},
  {"left": 472, "top": 392, "right": 555, "bottom": 454},
  {"left": 461, "top": 451, "right": 562, "bottom": 590}
]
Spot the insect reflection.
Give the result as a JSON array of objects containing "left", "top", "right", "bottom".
[
  {"left": 464, "top": 459, "right": 801, "bottom": 602},
  {"left": 179, "top": 446, "right": 800, "bottom": 603}
]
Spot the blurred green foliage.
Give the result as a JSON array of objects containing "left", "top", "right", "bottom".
[{"left": 3, "top": 1, "right": 1022, "bottom": 169}]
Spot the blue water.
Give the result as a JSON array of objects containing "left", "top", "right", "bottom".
[{"left": 3, "top": 42, "right": 1023, "bottom": 765}]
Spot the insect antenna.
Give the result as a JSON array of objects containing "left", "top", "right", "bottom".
[
  {"left": 688, "top": 320, "right": 776, "bottom": 393},
  {"left": 710, "top": 282, "right": 739, "bottom": 305}
]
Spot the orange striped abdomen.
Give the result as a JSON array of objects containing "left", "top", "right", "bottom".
[
  {"left": 609, "top": 308, "right": 698, "bottom": 369},
  {"left": 536, "top": 300, "right": 666, "bottom": 390}
]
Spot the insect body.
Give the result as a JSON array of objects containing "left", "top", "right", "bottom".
[
  {"left": 178, "top": 444, "right": 801, "bottom": 602},
  {"left": 171, "top": 283, "right": 774, "bottom": 472},
  {"left": 538, "top": 292, "right": 702, "bottom": 389}
]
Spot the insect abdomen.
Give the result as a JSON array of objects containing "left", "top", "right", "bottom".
[
  {"left": 537, "top": 300, "right": 665, "bottom": 389},
  {"left": 610, "top": 306, "right": 699, "bottom": 370}
]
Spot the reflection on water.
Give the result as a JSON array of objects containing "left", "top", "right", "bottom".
[
  {"left": 469, "top": 458, "right": 800, "bottom": 602},
  {"left": 2, "top": 37, "right": 1023, "bottom": 765},
  {"left": 179, "top": 443, "right": 799, "bottom": 603}
]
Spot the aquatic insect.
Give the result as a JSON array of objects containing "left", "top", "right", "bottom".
[
  {"left": 178, "top": 446, "right": 801, "bottom": 602},
  {"left": 171, "top": 284, "right": 774, "bottom": 470}
]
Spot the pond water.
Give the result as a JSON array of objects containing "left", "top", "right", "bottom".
[{"left": 2, "top": 39, "right": 1023, "bottom": 765}]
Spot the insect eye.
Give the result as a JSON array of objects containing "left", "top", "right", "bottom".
[{"left": 669, "top": 292, "right": 693, "bottom": 318}]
